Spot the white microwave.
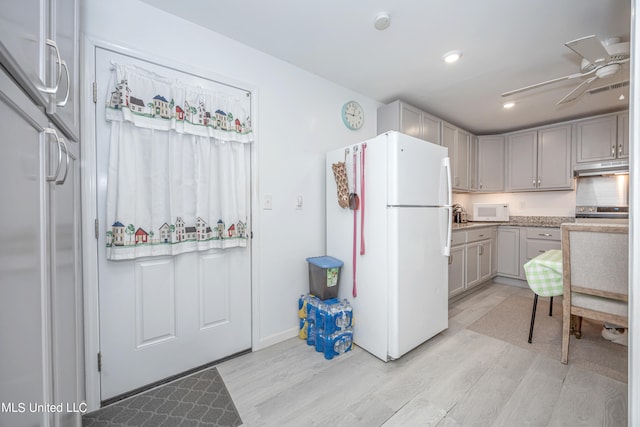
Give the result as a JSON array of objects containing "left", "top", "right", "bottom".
[{"left": 469, "top": 203, "right": 509, "bottom": 222}]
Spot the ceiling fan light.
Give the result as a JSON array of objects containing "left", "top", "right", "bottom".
[
  {"left": 595, "top": 63, "right": 621, "bottom": 78},
  {"left": 443, "top": 50, "right": 462, "bottom": 63}
]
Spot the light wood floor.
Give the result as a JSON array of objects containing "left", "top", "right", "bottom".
[{"left": 217, "top": 282, "right": 628, "bottom": 426}]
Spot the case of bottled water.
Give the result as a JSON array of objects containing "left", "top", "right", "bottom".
[{"left": 298, "top": 294, "right": 353, "bottom": 360}]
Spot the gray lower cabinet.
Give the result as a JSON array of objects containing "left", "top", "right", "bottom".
[
  {"left": 496, "top": 226, "right": 561, "bottom": 282},
  {"left": 497, "top": 227, "right": 522, "bottom": 278},
  {"left": 0, "top": 65, "right": 83, "bottom": 427},
  {"left": 449, "top": 227, "right": 496, "bottom": 298},
  {"left": 523, "top": 227, "right": 561, "bottom": 264},
  {"left": 448, "top": 245, "right": 466, "bottom": 297}
]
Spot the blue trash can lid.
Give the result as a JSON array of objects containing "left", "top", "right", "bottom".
[{"left": 306, "top": 256, "right": 344, "bottom": 268}]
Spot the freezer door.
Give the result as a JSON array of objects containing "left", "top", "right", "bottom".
[
  {"left": 386, "top": 132, "right": 451, "bottom": 207},
  {"left": 387, "top": 206, "right": 449, "bottom": 359}
]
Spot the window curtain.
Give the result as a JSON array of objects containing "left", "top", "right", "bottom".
[{"left": 104, "top": 63, "right": 253, "bottom": 260}]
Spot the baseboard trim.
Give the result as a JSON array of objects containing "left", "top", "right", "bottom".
[
  {"left": 493, "top": 275, "right": 529, "bottom": 289},
  {"left": 254, "top": 327, "right": 299, "bottom": 351}
]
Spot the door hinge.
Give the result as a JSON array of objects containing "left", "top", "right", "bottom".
[
  {"left": 250, "top": 231, "right": 254, "bottom": 239},
  {"left": 92, "top": 82, "right": 97, "bottom": 104},
  {"left": 97, "top": 352, "right": 102, "bottom": 372},
  {"left": 95, "top": 218, "right": 99, "bottom": 239}
]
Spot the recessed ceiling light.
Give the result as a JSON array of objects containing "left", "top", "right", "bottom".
[
  {"left": 619, "top": 94, "right": 625, "bottom": 101},
  {"left": 374, "top": 13, "right": 391, "bottom": 30},
  {"left": 503, "top": 101, "right": 515, "bottom": 109},
  {"left": 443, "top": 50, "right": 462, "bottom": 63}
]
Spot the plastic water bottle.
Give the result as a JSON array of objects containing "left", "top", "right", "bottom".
[{"left": 334, "top": 331, "right": 353, "bottom": 355}]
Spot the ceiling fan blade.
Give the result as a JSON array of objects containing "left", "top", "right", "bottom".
[
  {"left": 565, "top": 35, "right": 611, "bottom": 64},
  {"left": 501, "top": 72, "right": 587, "bottom": 97},
  {"left": 556, "top": 76, "right": 598, "bottom": 105}
]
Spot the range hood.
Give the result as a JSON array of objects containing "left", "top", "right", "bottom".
[{"left": 573, "top": 159, "right": 629, "bottom": 176}]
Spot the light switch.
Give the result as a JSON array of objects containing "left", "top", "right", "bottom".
[
  {"left": 296, "top": 195, "right": 303, "bottom": 210},
  {"left": 263, "top": 195, "right": 273, "bottom": 210}
]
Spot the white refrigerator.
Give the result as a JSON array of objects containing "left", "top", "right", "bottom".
[{"left": 326, "top": 131, "right": 451, "bottom": 362}]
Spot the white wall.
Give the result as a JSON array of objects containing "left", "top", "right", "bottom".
[
  {"left": 82, "top": 0, "right": 381, "bottom": 349},
  {"left": 453, "top": 189, "right": 576, "bottom": 217}
]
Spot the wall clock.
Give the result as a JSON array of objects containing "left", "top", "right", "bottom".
[{"left": 341, "top": 101, "right": 364, "bottom": 130}]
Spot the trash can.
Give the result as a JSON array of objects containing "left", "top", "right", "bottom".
[{"left": 305, "top": 256, "right": 343, "bottom": 300}]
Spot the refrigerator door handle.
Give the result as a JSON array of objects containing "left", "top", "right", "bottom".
[
  {"left": 443, "top": 157, "right": 452, "bottom": 207},
  {"left": 443, "top": 206, "right": 452, "bottom": 257}
]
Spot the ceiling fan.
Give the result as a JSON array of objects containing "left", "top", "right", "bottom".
[{"left": 502, "top": 35, "right": 630, "bottom": 105}]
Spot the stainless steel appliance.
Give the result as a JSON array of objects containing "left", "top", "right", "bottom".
[
  {"left": 574, "top": 159, "right": 629, "bottom": 177},
  {"left": 575, "top": 174, "right": 629, "bottom": 219}
]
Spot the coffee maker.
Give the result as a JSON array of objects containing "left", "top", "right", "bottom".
[{"left": 452, "top": 204, "right": 464, "bottom": 223}]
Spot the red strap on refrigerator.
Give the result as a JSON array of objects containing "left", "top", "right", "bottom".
[
  {"left": 360, "top": 143, "right": 366, "bottom": 255},
  {"left": 352, "top": 148, "right": 358, "bottom": 298}
]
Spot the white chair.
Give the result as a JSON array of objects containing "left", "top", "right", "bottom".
[{"left": 560, "top": 223, "right": 628, "bottom": 364}]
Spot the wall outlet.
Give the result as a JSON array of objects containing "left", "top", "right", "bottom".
[{"left": 519, "top": 201, "right": 526, "bottom": 209}]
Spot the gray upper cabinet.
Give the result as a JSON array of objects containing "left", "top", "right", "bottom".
[
  {"left": 47, "top": 0, "right": 80, "bottom": 140},
  {"left": 0, "top": 0, "right": 79, "bottom": 140},
  {"left": 506, "top": 124, "right": 572, "bottom": 191},
  {"left": 377, "top": 100, "right": 441, "bottom": 145},
  {"left": 618, "top": 112, "right": 629, "bottom": 159},
  {"left": 0, "top": 0, "right": 49, "bottom": 106},
  {"left": 442, "top": 122, "right": 470, "bottom": 191},
  {"left": 506, "top": 130, "right": 537, "bottom": 191},
  {"left": 574, "top": 112, "right": 628, "bottom": 164},
  {"left": 468, "top": 135, "right": 478, "bottom": 191},
  {"left": 477, "top": 135, "right": 505, "bottom": 191},
  {"left": 574, "top": 114, "right": 619, "bottom": 163},
  {"left": 537, "top": 124, "right": 572, "bottom": 189}
]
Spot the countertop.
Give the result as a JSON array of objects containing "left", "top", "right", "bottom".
[{"left": 452, "top": 216, "right": 576, "bottom": 231}]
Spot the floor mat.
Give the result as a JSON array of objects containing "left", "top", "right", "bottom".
[
  {"left": 467, "top": 294, "right": 627, "bottom": 383},
  {"left": 83, "top": 367, "right": 242, "bottom": 427}
]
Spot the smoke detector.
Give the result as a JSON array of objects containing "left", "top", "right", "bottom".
[{"left": 374, "top": 13, "right": 390, "bottom": 30}]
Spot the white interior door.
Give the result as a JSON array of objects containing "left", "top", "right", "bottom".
[{"left": 94, "top": 48, "right": 252, "bottom": 401}]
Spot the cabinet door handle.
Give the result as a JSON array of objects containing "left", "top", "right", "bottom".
[
  {"left": 479, "top": 246, "right": 484, "bottom": 256},
  {"left": 55, "top": 138, "right": 70, "bottom": 185},
  {"left": 618, "top": 144, "right": 623, "bottom": 156},
  {"left": 539, "top": 233, "right": 552, "bottom": 237},
  {"left": 44, "top": 128, "right": 63, "bottom": 182},
  {"left": 612, "top": 144, "right": 616, "bottom": 156},
  {"left": 40, "top": 39, "right": 63, "bottom": 95},
  {"left": 538, "top": 250, "right": 546, "bottom": 253},
  {"left": 449, "top": 255, "right": 453, "bottom": 265},
  {"left": 537, "top": 177, "right": 541, "bottom": 187},
  {"left": 479, "top": 181, "right": 483, "bottom": 189},
  {"left": 56, "top": 60, "right": 70, "bottom": 107},
  {"left": 478, "top": 234, "right": 484, "bottom": 237}
]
